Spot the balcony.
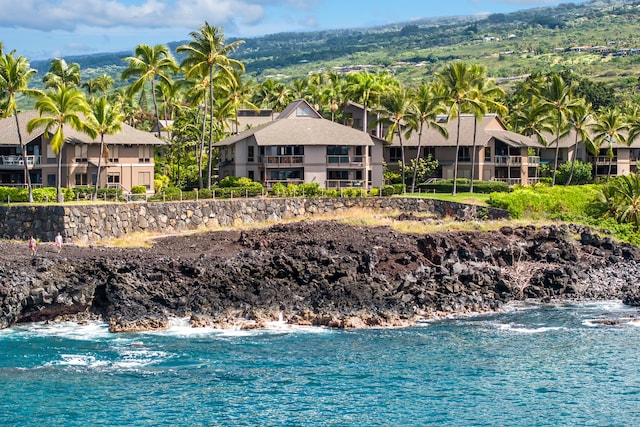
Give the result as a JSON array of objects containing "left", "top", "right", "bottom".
[
  {"left": 495, "top": 177, "right": 522, "bottom": 186},
  {"left": 495, "top": 155, "right": 522, "bottom": 166},
  {"left": 326, "top": 180, "right": 364, "bottom": 188},
  {"left": 326, "top": 155, "right": 364, "bottom": 166},
  {"left": 588, "top": 156, "right": 616, "bottom": 165},
  {"left": 262, "top": 155, "right": 304, "bottom": 166},
  {"left": 0, "top": 155, "right": 41, "bottom": 167},
  {"left": 528, "top": 156, "right": 541, "bottom": 165}
]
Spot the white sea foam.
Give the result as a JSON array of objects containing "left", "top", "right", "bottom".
[
  {"left": 9, "top": 320, "right": 111, "bottom": 341},
  {"left": 495, "top": 323, "right": 565, "bottom": 334}
]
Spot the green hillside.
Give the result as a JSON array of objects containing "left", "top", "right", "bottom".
[{"left": 25, "top": 0, "right": 640, "bottom": 93}]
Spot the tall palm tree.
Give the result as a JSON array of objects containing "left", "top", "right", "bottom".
[
  {"left": 467, "top": 67, "right": 507, "bottom": 192},
  {"left": 406, "top": 82, "right": 448, "bottom": 192},
  {"left": 591, "top": 107, "right": 628, "bottom": 181},
  {"left": 565, "top": 101, "right": 593, "bottom": 185},
  {"left": 122, "top": 44, "right": 177, "bottom": 138},
  {"left": 27, "top": 87, "right": 94, "bottom": 202},
  {"left": 346, "top": 71, "right": 386, "bottom": 133},
  {"left": 43, "top": 58, "right": 81, "bottom": 89},
  {"left": 94, "top": 74, "right": 114, "bottom": 98},
  {"left": 436, "top": 62, "right": 484, "bottom": 195},
  {"left": 0, "top": 52, "right": 38, "bottom": 202},
  {"left": 178, "top": 22, "right": 245, "bottom": 189},
  {"left": 379, "top": 86, "right": 415, "bottom": 188},
  {"left": 535, "top": 73, "right": 582, "bottom": 186},
  {"left": 88, "top": 98, "right": 124, "bottom": 200},
  {"left": 219, "top": 69, "right": 258, "bottom": 134}
]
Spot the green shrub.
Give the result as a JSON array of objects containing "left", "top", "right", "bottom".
[
  {"left": 131, "top": 185, "right": 147, "bottom": 194},
  {"left": 298, "top": 183, "right": 321, "bottom": 197},
  {"left": 418, "top": 179, "right": 509, "bottom": 194}
]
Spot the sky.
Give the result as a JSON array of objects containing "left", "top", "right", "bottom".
[{"left": 0, "top": 0, "right": 589, "bottom": 60}]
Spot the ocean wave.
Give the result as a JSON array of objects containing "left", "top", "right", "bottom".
[
  {"left": 3, "top": 320, "right": 111, "bottom": 341},
  {"left": 495, "top": 323, "right": 565, "bottom": 334}
]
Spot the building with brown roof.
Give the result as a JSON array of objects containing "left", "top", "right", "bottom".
[
  {"left": 0, "top": 111, "right": 167, "bottom": 193},
  {"left": 216, "top": 100, "right": 385, "bottom": 189}
]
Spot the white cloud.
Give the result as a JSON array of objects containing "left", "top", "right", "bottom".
[{"left": 0, "top": 0, "right": 279, "bottom": 31}]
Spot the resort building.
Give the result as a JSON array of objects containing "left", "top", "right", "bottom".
[
  {"left": 383, "top": 114, "right": 544, "bottom": 186},
  {"left": 216, "top": 99, "right": 385, "bottom": 189},
  {"left": 0, "top": 111, "right": 167, "bottom": 193}
]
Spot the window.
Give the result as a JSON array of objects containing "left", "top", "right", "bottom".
[
  {"left": 327, "top": 146, "right": 349, "bottom": 155},
  {"left": 248, "top": 146, "right": 255, "bottom": 162},
  {"left": 91, "top": 173, "right": 97, "bottom": 186},
  {"left": 74, "top": 144, "right": 88, "bottom": 163},
  {"left": 109, "top": 146, "right": 119, "bottom": 163},
  {"left": 138, "top": 171, "right": 151, "bottom": 189},
  {"left": 389, "top": 147, "right": 402, "bottom": 161},
  {"left": 327, "top": 170, "right": 349, "bottom": 180},
  {"left": 107, "top": 173, "right": 120, "bottom": 184},
  {"left": 484, "top": 147, "right": 492, "bottom": 161},
  {"left": 139, "top": 146, "right": 151, "bottom": 163},
  {"left": 75, "top": 173, "right": 88, "bottom": 186},
  {"left": 248, "top": 170, "right": 255, "bottom": 181},
  {"left": 296, "top": 105, "right": 315, "bottom": 117},
  {"left": 458, "top": 147, "right": 471, "bottom": 162},
  {"left": 423, "top": 147, "right": 436, "bottom": 159},
  {"left": 47, "top": 174, "right": 56, "bottom": 186}
]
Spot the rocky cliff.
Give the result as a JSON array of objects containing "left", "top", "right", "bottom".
[{"left": 1, "top": 220, "right": 639, "bottom": 332}]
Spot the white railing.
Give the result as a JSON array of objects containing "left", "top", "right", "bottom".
[
  {"left": 495, "top": 155, "right": 522, "bottom": 165},
  {"left": 495, "top": 177, "right": 522, "bottom": 185},
  {"left": 262, "top": 156, "right": 304, "bottom": 165},
  {"left": 528, "top": 156, "right": 541, "bottom": 165},
  {"left": 0, "top": 155, "right": 41, "bottom": 166},
  {"left": 587, "top": 156, "right": 616, "bottom": 164},
  {"left": 326, "top": 180, "right": 364, "bottom": 188},
  {"left": 326, "top": 155, "right": 364, "bottom": 166}
]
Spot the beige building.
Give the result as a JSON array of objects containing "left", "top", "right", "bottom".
[
  {"left": 0, "top": 111, "right": 167, "bottom": 193},
  {"left": 216, "top": 100, "right": 385, "bottom": 189},
  {"left": 383, "top": 114, "right": 544, "bottom": 186}
]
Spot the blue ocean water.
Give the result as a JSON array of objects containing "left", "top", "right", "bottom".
[{"left": 1, "top": 301, "right": 639, "bottom": 427}]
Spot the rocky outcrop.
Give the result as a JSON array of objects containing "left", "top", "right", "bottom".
[{"left": 0, "top": 221, "right": 639, "bottom": 332}]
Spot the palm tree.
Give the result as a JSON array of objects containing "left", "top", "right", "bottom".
[
  {"left": 406, "top": 82, "right": 448, "bottom": 192},
  {"left": 565, "top": 101, "right": 593, "bottom": 185},
  {"left": 94, "top": 74, "right": 114, "bottom": 98},
  {"left": 0, "top": 52, "right": 38, "bottom": 202},
  {"left": 178, "top": 22, "right": 245, "bottom": 189},
  {"left": 535, "top": 73, "right": 582, "bottom": 186},
  {"left": 436, "top": 62, "right": 484, "bottom": 195},
  {"left": 379, "top": 86, "right": 415, "bottom": 188},
  {"left": 346, "top": 71, "right": 385, "bottom": 133},
  {"left": 467, "top": 67, "right": 506, "bottom": 192},
  {"left": 43, "top": 58, "right": 81, "bottom": 89},
  {"left": 122, "top": 44, "right": 177, "bottom": 138},
  {"left": 88, "top": 98, "right": 124, "bottom": 200},
  {"left": 27, "top": 87, "right": 94, "bottom": 203},
  {"left": 219, "top": 69, "right": 258, "bottom": 134},
  {"left": 591, "top": 107, "right": 628, "bottom": 181}
]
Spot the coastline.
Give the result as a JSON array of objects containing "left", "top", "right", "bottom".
[{"left": 1, "top": 219, "right": 639, "bottom": 333}]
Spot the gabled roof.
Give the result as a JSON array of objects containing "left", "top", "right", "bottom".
[
  {"left": 217, "top": 99, "right": 375, "bottom": 147},
  {"left": 388, "top": 114, "right": 543, "bottom": 148},
  {"left": 0, "top": 111, "right": 167, "bottom": 146}
]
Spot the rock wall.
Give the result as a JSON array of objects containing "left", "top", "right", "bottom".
[{"left": 0, "top": 197, "right": 508, "bottom": 243}]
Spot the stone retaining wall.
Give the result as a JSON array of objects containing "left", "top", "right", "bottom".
[{"left": 0, "top": 198, "right": 508, "bottom": 243}]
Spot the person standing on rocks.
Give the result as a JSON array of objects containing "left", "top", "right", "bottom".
[
  {"left": 55, "top": 232, "right": 63, "bottom": 253},
  {"left": 29, "top": 236, "right": 37, "bottom": 256}
]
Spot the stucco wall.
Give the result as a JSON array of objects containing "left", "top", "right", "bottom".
[{"left": 0, "top": 198, "right": 508, "bottom": 243}]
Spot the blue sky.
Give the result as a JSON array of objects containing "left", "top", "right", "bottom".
[{"left": 0, "top": 0, "right": 589, "bottom": 60}]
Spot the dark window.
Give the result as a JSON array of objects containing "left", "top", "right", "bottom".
[
  {"left": 75, "top": 173, "right": 88, "bottom": 186},
  {"left": 47, "top": 174, "right": 56, "bottom": 186},
  {"left": 389, "top": 147, "right": 402, "bottom": 161},
  {"left": 248, "top": 146, "right": 255, "bottom": 162},
  {"left": 248, "top": 170, "right": 255, "bottom": 181},
  {"left": 458, "top": 147, "right": 471, "bottom": 162},
  {"left": 485, "top": 147, "right": 492, "bottom": 161}
]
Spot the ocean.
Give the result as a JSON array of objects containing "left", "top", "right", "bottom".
[{"left": 1, "top": 301, "right": 639, "bottom": 426}]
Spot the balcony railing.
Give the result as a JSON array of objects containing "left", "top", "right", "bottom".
[
  {"left": 495, "top": 177, "right": 522, "bottom": 185},
  {"left": 588, "top": 156, "right": 616, "bottom": 164},
  {"left": 326, "top": 180, "right": 364, "bottom": 188},
  {"left": 262, "top": 155, "right": 304, "bottom": 166},
  {"left": 0, "top": 155, "right": 41, "bottom": 166},
  {"left": 326, "top": 155, "right": 364, "bottom": 166},
  {"left": 528, "top": 156, "right": 541, "bottom": 165},
  {"left": 495, "top": 155, "right": 522, "bottom": 165}
]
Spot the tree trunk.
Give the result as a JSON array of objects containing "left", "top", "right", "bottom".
[
  {"left": 411, "top": 122, "right": 425, "bottom": 193},
  {"left": 470, "top": 118, "right": 478, "bottom": 193},
  {"left": 151, "top": 79, "right": 162, "bottom": 139},
  {"left": 551, "top": 112, "right": 561, "bottom": 187},
  {"left": 207, "top": 67, "right": 215, "bottom": 190},
  {"left": 57, "top": 153, "right": 64, "bottom": 203},
  {"left": 93, "top": 133, "right": 105, "bottom": 200},
  {"left": 14, "top": 113, "right": 34, "bottom": 203},
  {"left": 565, "top": 132, "right": 579, "bottom": 186},
  {"left": 452, "top": 105, "right": 462, "bottom": 196}
]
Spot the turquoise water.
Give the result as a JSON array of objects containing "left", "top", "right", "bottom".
[{"left": 1, "top": 301, "right": 639, "bottom": 426}]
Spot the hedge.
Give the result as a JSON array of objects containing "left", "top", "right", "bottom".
[{"left": 418, "top": 179, "right": 509, "bottom": 193}]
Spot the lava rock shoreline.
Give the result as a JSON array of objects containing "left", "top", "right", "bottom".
[{"left": 1, "top": 221, "right": 639, "bottom": 332}]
